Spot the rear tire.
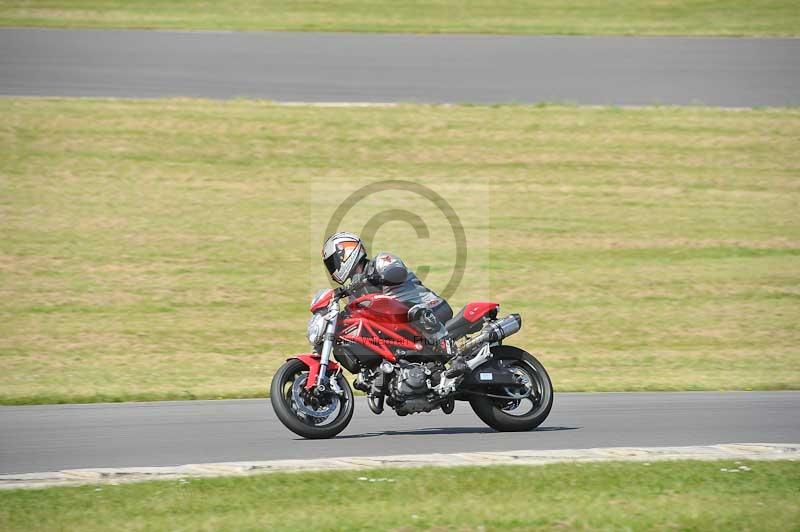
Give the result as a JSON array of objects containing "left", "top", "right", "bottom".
[
  {"left": 270, "top": 358, "right": 354, "bottom": 439},
  {"left": 469, "top": 346, "right": 553, "bottom": 432}
]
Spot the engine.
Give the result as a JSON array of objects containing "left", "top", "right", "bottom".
[{"left": 387, "top": 361, "right": 443, "bottom": 416}]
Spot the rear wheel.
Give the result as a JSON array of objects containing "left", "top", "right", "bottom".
[
  {"left": 469, "top": 345, "right": 553, "bottom": 432},
  {"left": 270, "top": 358, "right": 354, "bottom": 439}
]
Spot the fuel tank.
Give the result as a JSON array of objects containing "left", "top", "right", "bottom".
[{"left": 346, "top": 293, "right": 412, "bottom": 324}]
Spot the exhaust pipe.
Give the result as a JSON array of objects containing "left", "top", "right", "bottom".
[
  {"left": 488, "top": 313, "right": 522, "bottom": 341},
  {"left": 463, "top": 314, "right": 521, "bottom": 352}
]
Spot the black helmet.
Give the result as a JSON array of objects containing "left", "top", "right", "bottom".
[{"left": 322, "top": 232, "right": 367, "bottom": 284}]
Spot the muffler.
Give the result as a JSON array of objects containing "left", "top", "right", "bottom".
[{"left": 463, "top": 313, "right": 522, "bottom": 352}]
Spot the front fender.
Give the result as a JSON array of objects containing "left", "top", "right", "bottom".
[{"left": 288, "top": 354, "right": 341, "bottom": 390}]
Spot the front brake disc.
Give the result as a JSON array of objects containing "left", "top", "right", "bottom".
[{"left": 291, "top": 375, "right": 339, "bottom": 418}]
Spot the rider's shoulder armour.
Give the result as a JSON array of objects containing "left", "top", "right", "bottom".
[{"left": 372, "top": 252, "right": 408, "bottom": 285}]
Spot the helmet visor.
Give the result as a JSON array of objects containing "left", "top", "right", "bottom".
[{"left": 323, "top": 253, "right": 341, "bottom": 278}]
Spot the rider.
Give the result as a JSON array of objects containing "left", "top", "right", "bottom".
[{"left": 322, "top": 231, "right": 468, "bottom": 377}]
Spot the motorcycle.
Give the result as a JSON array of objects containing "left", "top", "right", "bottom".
[{"left": 270, "top": 278, "right": 553, "bottom": 439}]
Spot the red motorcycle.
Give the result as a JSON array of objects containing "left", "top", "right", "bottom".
[{"left": 270, "top": 279, "right": 553, "bottom": 439}]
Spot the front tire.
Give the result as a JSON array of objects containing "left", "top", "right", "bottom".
[
  {"left": 469, "top": 345, "right": 553, "bottom": 432},
  {"left": 270, "top": 358, "right": 354, "bottom": 439}
]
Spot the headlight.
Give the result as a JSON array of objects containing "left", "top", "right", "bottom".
[{"left": 307, "top": 313, "right": 326, "bottom": 345}]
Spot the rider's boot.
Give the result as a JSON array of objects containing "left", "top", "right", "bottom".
[{"left": 407, "top": 303, "right": 468, "bottom": 378}]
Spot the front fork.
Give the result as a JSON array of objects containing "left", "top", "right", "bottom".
[{"left": 315, "top": 306, "right": 339, "bottom": 391}]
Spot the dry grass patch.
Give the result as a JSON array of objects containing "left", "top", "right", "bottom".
[{"left": 1, "top": 98, "right": 799, "bottom": 404}]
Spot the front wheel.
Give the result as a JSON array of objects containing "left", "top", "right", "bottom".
[
  {"left": 270, "top": 358, "right": 354, "bottom": 439},
  {"left": 469, "top": 345, "right": 553, "bottom": 432}
]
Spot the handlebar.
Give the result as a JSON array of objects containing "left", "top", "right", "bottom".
[
  {"left": 334, "top": 275, "right": 378, "bottom": 300},
  {"left": 333, "top": 286, "right": 348, "bottom": 299}
]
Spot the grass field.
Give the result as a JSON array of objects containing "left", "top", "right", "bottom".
[
  {"left": 1, "top": 460, "right": 798, "bottom": 530},
  {"left": 1, "top": 0, "right": 799, "bottom": 36},
  {"left": 1, "top": 98, "right": 799, "bottom": 405}
]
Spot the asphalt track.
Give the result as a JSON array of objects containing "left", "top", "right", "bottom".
[
  {"left": 1, "top": 28, "right": 799, "bottom": 106},
  {"left": 1, "top": 392, "right": 798, "bottom": 475}
]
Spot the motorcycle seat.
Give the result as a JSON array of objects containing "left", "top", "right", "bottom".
[{"left": 445, "top": 302, "right": 499, "bottom": 339}]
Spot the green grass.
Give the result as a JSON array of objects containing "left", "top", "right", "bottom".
[
  {"left": 1, "top": 461, "right": 798, "bottom": 530},
  {"left": 1, "top": 1, "right": 799, "bottom": 36},
  {"left": 1, "top": 98, "right": 799, "bottom": 405}
]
